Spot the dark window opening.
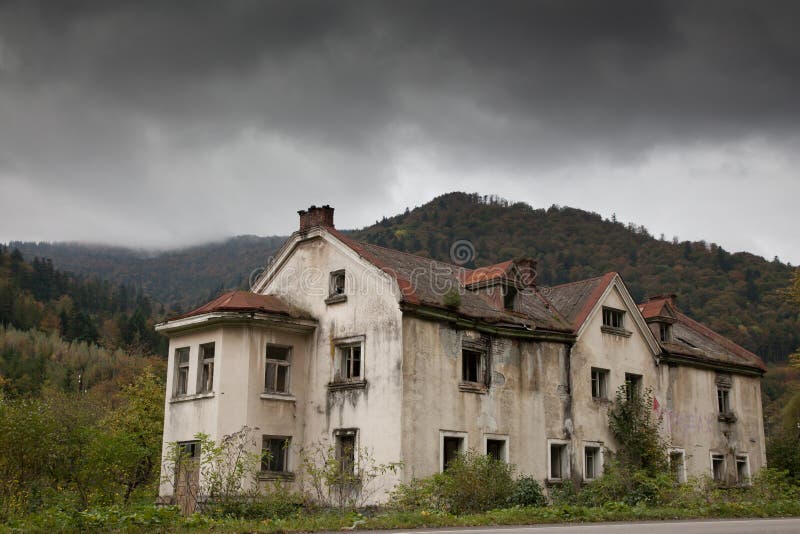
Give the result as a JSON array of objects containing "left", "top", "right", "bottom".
[
  {"left": 550, "top": 443, "right": 567, "bottom": 480},
  {"left": 262, "top": 436, "right": 290, "bottom": 473},
  {"left": 503, "top": 286, "right": 518, "bottom": 311},
  {"left": 330, "top": 270, "right": 346, "bottom": 296},
  {"left": 486, "top": 439, "right": 506, "bottom": 462},
  {"left": 584, "top": 446, "right": 600, "bottom": 480},
  {"left": 659, "top": 323, "right": 672, "bottom": 342},
  {"left": 712, "top": 454, "right": 725, "bottom": 482},
  {"left": 717, "top": 388, "right": 731, "bottom": 413},
  {"left": 335, "top": 431, "right": 357, "bottom": 475},
  {"left": 602, "top": 307, "right": 625, "bottom": 329},
  {"left": 443, "top": 436, "right": 464, "bottom": 471},
  {"left": 625, "top": 373, "right": 642, "bottom": 401},
  {"left": 670, "top": 451, "right": 686, "bottom": 483},
  {"left": 461, "top": 348, "right": 485, "bottom": 384},
  {"left": 736, "top": 456, "right": 749, "bottom": 484},
  {"left": 179, "top": 440, "right": 200, "bottom": 459}
]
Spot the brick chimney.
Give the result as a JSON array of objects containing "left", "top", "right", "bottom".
[{"left": 298, "top": 205, "right": 335, "bottom": 231}]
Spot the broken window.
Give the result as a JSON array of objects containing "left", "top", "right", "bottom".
[
  {"left": 549, "top": 442, "right": 569, "bottom": 480},
  {"left": 717, "top": 388, "right": 731, "bottom": 413},
  {"left": 659, "top": 323, "right": 672, "bottom": 342},
  {"left": 624, "top": 373, "right": 642, "bottom": 401},
  {"left": 265, "top": 344, "right": 291, "bottom": 393},
  {"left": 261, "top": 436, "right": 291, "bottom": 473},
  {"left": 335, "top": 429, "right": 357, "bottom": 475},
  {"left": 591, "top": 368, "right": 609, "bottom": 399},
  {"left": 736, "top": 455, "right": 750, "bottom": 485},
  {"left": 174, "top": 347, "right": 190, "bottom": 397},
  {"left": 198, "top": 342, "right": 215, "bottom": 393},
  {"left": 442, "top": 435, "right": 465, "bottom": 471},
  {"left": 329, "top": 270, "right": 346, "bottom": 296},
  {"left": 461, "top": 348, "right": 487, "bottom": 385},
  {"left": 584, "top": 446, "right": 600, "bottom": 480},
  {"left": 335, "top": 342, "right": 362, "bottom": 382},
  {"left": 670, "top": 450, "right": 686, "bottom": 483},
  {"left": 602, "top": 307, "right": 625, "bottom": 329},
  {"left": 711, "top": 454, "right": 725, "bottom": 483},
  {"left": 503, "top": 285, "right": 518, "bottom": 311},
  {"left": 486, "top": 438, "right": 507, "bottom": 462}
]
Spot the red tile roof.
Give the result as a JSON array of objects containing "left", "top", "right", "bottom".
[
  {"left": 460, "top": 260, "right": 515, "bottom": 286},
  {"left": 170, "top": 291, "right": 309, "bottom": 321},
  {"left": 542, "top": 272, "right": 618, "bottom": 330}
]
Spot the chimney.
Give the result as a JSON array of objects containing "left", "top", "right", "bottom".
[
  {"left": 648, "top": 293, "right": 677, "bottom": 307},
  {"left": 298, "top": 205, "right": 335, "bottom": 231}
]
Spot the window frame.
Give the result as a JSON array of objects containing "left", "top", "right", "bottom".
[
  {"left": 601, "top": 306, "right": 625, "bottom": 329},
  {"left": 659, "top": 322, "right": 672, "bottom": 342},
  {"left": 334, "top": 428, "right": 359, "bottom": 476},
  {"left": 173, "top": 347, "right": 191, "bottom": 397},
  {"left": 590, "top": 367, "right": 609, "bottom": 399},
  {"left": 265, "top": 343, "right": 292, "bottom": 394},
  {"left": 547, "top": 439, "right": 570, "bottom": 482},
  {"left": 197, "top": 342, "right": 215, "bottom": 394},
  {"left": 335, "top": 341, "right": 363, "bottom": 382},
  {"left": 484, "top": 434, "right": 509, "bottom": 463},
  {"left": 669, "top": 448, "right": 687, "bottom": 484},
  {"left": 583, "top": 443, "right": 603, "bottom": 481},
  {"left": 440, "top": 430, "right": 467, "bottom": 472},
  {"left": 624, "top": 372, "right": 643, "bottom": 401},
  {"left": 717, "top": 387, "right": 731, "bottom": 414},
  {"left": 736, "top": 454, "right": 750, "bottom": 486},
  {"left": 711, "top": 453, "right": 726, "bottom": 483},
  {"left": 261, "top": 435, "right": 291, "bottom": 474},
  {"left": 330, "top": 270, "right": 346, "bottom": 296}
]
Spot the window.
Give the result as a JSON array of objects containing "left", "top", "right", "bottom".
[
  {"left": 262, "top": 436, "right": 291, "bottom": 473},
  {"left": 625, "top": 373, "right": 642, "bottom": 401},
  {"left": 178, "top": 440, "right": 201, "bottom": 460},
  {"left": 602, "top": 307, "right": 625, "bottom": 329},
  {"left": 659, "top": 323, "right": 672, "bottom": 342},
  {"left": 503, "top": 285, "right": 518, "bottom": 311},
  {"left": 711, "top": 453, "right": 725, "bottom": 483},
  {"left": 584, "top": 446, "right": 601, "bottom": 480},
  {"left": 174, "top": 347, "right": 190, "bottom": 397},
  {"left": 461, "top": 348, "right": 486, "bottom": 384},
  {"left": 335, "top": 342, "right": 362, "bottom": 382},
  {"left": 334, "top": 429, "right": 358, "bottom": 475},
  {"left": 717, "top": 388, "right": 731, "bottom": 413},
  {"left": 265, "top": 344, "right": 291, "bottom": 394},
  {"left": 198, "top": 342, "right": 215, "bottom": 393},
  {"left": 591, "top": 368, "right": 609, "bottom": 399},
  {"left": 485, "top": 437, "right": 508, "bottom": 463},
  {"left": 669, "top": 450, "right": 687, "bottom": 483},
  {"left": 736, "top": 455, "right": 750, "bottom": 485},
  {"left": 548, "top": 440, "right": 569, "bottom": 480},
  {"left": 330, "top": 270, "right": 346, "bottom": 296},
  {"left": 441, "top": 433, "right": 466, "bottom": 471}
]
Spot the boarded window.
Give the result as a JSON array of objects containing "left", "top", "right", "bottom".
[
  {"left": 265, "top": 344, "right": 291, "bottom": 393},
  {"left": 198, "top": 342, "right": 215, "bottom": 393},
  {"left": 261, "top": 436, "right": 290, "bottom": 473}
]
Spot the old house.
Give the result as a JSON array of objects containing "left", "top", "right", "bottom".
[{"left": 155, "top": 205, "right": 766, "bottom": 504}]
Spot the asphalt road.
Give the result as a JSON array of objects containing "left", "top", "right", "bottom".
[{"left": 364, "top": 518, "right": 800, "bottom": 534}]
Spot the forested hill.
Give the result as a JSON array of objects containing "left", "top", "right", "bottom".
[
  {"left": 7, "top": 192, "right": 799, "bottom": 363},
  {"left": 351, "top": 193, "right": 798, "bottom": 363}
]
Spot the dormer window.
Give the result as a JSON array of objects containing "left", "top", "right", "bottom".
[
  {"left": 659, "top": 323, "right": 672, "bottom": 342},
  {"left": 503, "top": 285, "right": 517, "bottom": 311}
]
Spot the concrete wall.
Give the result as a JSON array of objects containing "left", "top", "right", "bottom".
[{"left": 400, "top": 316, "right": 571, "bottom": 481}]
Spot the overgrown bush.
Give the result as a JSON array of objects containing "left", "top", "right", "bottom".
[
  {"left": 507, "top": 476, "right": 546, "bottom": 507},
  {"left": 608, "top": 385, "right": 668, "bottom": 476},
  {"left": 390, "top": 450, "right": 516, "bottom": 515}
]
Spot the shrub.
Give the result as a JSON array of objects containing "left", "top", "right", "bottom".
[
  {"left": 507, "top": 476, "right": 546, "bottom": 507},
  {"left": 608, "top": 385, "right": 668, "bottom": 476}
]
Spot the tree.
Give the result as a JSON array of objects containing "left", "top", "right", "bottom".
[{"left": 608, "top": 385, "right": 669, "bottom": 476}]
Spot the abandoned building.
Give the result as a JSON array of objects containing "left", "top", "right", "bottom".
[{"left": 156, "top": 205, "right": 766, "bottom": 504}]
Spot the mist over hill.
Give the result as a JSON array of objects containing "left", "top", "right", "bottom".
[{"left": 8, "top": 192, "right": 799, "bottom": 362}]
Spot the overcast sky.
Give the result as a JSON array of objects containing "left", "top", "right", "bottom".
[{"left": 1, "top": 1, "right": 799, "bottom": 264}]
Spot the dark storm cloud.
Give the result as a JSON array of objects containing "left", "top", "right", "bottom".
[{"left": 0, "top": 1, "right": 799, "bottom": 259}]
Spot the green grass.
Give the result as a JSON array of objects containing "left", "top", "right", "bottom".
[{"left": 5, "top": 500, "right": 800, "bottom": 533}]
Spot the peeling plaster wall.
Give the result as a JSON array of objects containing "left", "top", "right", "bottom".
[
  {"left": 262, "top": 236, "right": 405, "bottom": 498},
  {"left": 665, "top": 366, "right": 766, "bottom": 482},
  {"left": 400, "top": 316, "right": 570, "bottom": 481}
]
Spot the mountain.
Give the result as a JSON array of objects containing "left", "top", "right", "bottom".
[{"left": 7, "top": 192, "right": 799, "bottom": 363}]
